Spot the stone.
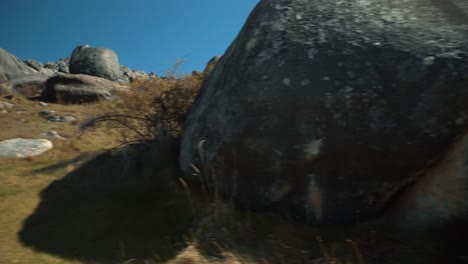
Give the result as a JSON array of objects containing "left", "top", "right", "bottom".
[
  {"left": 69, "top": 45, "right": 121, "bottom": 81},
  {"left": 42, "top": 73, "right": 129, "bottom": 104},
  {"left": 0, "top": 48, "right": 36, "bottom": 81},
  {"left": 38, "top": 110, "right": 56, "bottom": 118},
  {"left": 43, "top": 58, "right": 70, "bottom": 73},
  {"left": 40, "top": 130, "right": 66, "bottom": 140},
  {"left": 180, "top": 0, "right": 468, "bottom": 226},
  {"left": 0, "top": 138, "right": 53, "bottom": 158},
  {"left": 47, "top": 115, "right": 76, "bottom": 123},
  {"left": 24, "top": 60, "right": 43, "bottom": 71},
  {"left": 0, "top": 110, "right": 7, "bottom": 114},
  {"left": 39, "top": 101, "right": 48, "bottom": 107},
  {"left": 0, "top": 101, "right": 15, "bottom": 109}
]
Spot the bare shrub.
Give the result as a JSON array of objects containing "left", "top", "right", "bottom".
[{"left": 81, "top": 73, "right": 204, "bottom": 148}]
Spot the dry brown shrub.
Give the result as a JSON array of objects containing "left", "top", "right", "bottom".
[{"left": 81, "top": 74, "right": 204, "bottom": 148}]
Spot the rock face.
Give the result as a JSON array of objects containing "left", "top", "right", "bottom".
[
  {"left": 69, "top": 45, "right": 121, "bottom": 81},
  {"left": 3, "top": 74, "right": 49, "bottom": 97},
  {"left": 180, "top": 0, "right": 468, "bottom": 226},
  {"left": 42, "top": 73, "right": 129, "bottom": 104},
  {"left": 0, "top": 138, "right": 53, "bottom": 158},
  {"left": 0, "top": 48, "right": 36, "bottom": 81}
]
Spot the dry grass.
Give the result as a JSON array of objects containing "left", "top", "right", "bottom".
[{"left": 82, "top": 75, "right": 203, "bottom": 147}]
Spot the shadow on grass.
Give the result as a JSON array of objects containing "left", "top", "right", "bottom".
[{"left": 19, "top": 138, "right": 195, "bottom": 263}]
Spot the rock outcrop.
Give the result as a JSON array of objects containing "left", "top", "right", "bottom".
[
  {"left": 0, "top": 138, "right": 53, "bottom": 158},
  {"left": 42, "top": 73, "right": 129, "bottom": 104},
  {"left": 44, "top": 57, "right": 70, "bottom": 73},
  {"left": 3, "top": 74, "right": 49, "bottom": 97},
  {"left": 0, "top": 48, "right": 36, "bottom": 81},
  {"left": 69, "top": 45, "right": 121, "bottom": 81},
  {"left": 180, "top": 0, "right": 468, "bottom": 227},
  {"left": 24, "top": 60, "right": 43, "bottom": 71}
]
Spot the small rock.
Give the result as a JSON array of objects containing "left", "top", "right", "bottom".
[
  {"left": 15, "top": 111, "right": 27, "bottom": 114},
  {"left": 39, "top": 110, "right": 56, "bottom": 118},
  {"left": 39, "top": 101, "right": 48, "bottom": 107},
  {"left": 0, "top": 138, "right": 53, "bottom": 158},
  {"left": 63, "top": 116, "right": 77, "bottom": 122},
  {"left": 47, "top": 116, "right": 65, "bottom": 122},
  {"left": 0, "top": 101, "right": 15, "bottom": 109},
  {"left": 47, "top": 115, "right": 76, "bottom": 123},
  {"left": 40, "top": 130, "right": 66, "bottom": 140},
  {"left": 0, "top": 110, "right": 7, "bottom": 114}
]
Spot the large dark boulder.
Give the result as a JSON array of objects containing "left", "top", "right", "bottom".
[
  {"left": 42, "top": 73, "right": 129, "bottom": 104},
  {"left": 69, "top": 45, "right": 121, "bottom": 81},
  {"left": 180, "top": 0, "right": 468, "bottom": 225},
  {"left": 0, "top": 48, "right": 36, "bottom": 81}
]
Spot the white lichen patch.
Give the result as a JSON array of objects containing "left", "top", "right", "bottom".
[
  {"left": 307, "top": 48, "right": 318, "bottom": 59},
  {"left": 423, "top": 56, "right": 435, "bottom": 66},
  {"left": 282, "top": 78, "right": 291, "bottom": 86},
  {"left": 346, "top": 72, "right": 356, "bottom": 78},
  {"left": 301, "top": 79, "right": 310, "bottom": 85},
  {"left": 303, "top": 139, "right": 324, "bottom": 160},
  {"left": 344, "top": 86, "right": 354, "bottom": 93},
  {"left": 246, "top": 38, "right": 257, "bottom": 51},
  {"left": 306, "top": 174, "right": 323, "bottom": 221}
]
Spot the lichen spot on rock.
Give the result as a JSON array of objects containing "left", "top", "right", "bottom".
[
  {"left": 246, "top": 38, "right": 257, "bottom": 51},
  {"left": 282, "top": 78, "right": 291, "bottom": 86},
  {"left": 303, "top": 139, "right": 323, "bottom": 161},
  {"left": 307, "top": 49, "right": 317, "bottom": 59}
]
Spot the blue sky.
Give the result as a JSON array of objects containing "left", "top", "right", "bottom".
[{"left": 1, "top": 0, "right": 259, "bottom": 75}]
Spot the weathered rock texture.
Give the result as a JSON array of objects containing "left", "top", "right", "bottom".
[
  {"left": 0, "top": 48, "right": 36, "bottom": 81},
  {"left": 24, "top": 60, "right": 43, "bottom": 71},
  {"left": 69, "top": 45, "right": 121, "bottom": 81},
  {"left": 42, "top": 73, "right": 129, "bottom": 104},
  {"left": 0, "top": 138, "right": 53, "bottom": 158},
  {"left": 3, "top": 74, "right": 49, "bottom": 97},
  {"left": 180, "top": 0, "right": 468, "bottom": 226}
]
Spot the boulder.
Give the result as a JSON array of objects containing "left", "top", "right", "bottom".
[
  {"left": 180, "top": 0, "right": 468, "bottom": 226},
  {"left": 69, "top": 45, "right": 121, "bottom": 81},
  {"left": 42, "top": 73, "right": 129, "bottom": 104},
  {"left": 43, "top": 58, "right": 69, "bottom": 73},
  {"left": 0, "top": 48, "right": 36, "bottom": 81},
  {"left": 3, "top": 74, "right": 49, "bottom": 97},
  {"left": 0, "top": 138, "right": 53, "bottom": 158}
]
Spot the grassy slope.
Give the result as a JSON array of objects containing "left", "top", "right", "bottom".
[{"left": 0, "top": 96, "right": 120, "bottom": 264}]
